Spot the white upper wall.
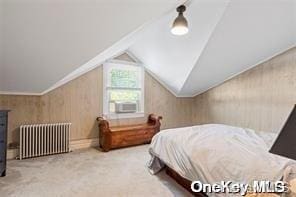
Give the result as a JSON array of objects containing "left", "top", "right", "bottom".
[
  {"left": 0, "top": 0, "right": 295, "bottom": 96},
  {"left": 180, "top": 0, "right": 296, "bottom": 96},
  {"left": 130, "top": 0, "right": 296, "bottom": 96},
  {"left": 129, "top": 0, "right": 230, "bottom": 95},
  {"left": 0, "top": 0, "right": 181, "bottom": 93}
]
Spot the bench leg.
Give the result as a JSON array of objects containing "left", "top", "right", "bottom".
[{"left": 102, "top": 146, "right": 110, "bottom": 152}]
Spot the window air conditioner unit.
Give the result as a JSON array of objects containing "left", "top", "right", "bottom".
[{"left": 115, "top": 102, "right": 137, "bottom": 113}]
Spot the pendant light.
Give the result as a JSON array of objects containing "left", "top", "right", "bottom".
[{"left": 171, "top": 5, "right": 188, "bottom": 35}]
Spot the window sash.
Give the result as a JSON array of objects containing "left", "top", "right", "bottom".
[
  {"left": 103, "top": 61, "right": 145, "bottom": 118},
  {"left": 107, "top": 89, "right": 141, "bottom": 102},
  {"left": 106, "top": 87, "right": 141, "bottom": 91},
  {"left": 107, "top": 64, "right": 142, "bottom": 89}
]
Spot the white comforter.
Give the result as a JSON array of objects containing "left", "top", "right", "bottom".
[{"left": 148, "top": 124, "right": 296, "bottom": 196}]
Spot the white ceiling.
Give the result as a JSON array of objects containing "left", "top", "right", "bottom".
[
  {"left": 129, "top": 0, "right": 230, "bottom": 95},
  {"left": 0, "top": 0, "right": 181, "bottom": 93},
  {"left": 0, "top": 0, "right": 295, "bottom": 96},
  {"left": 130, "top": 0, "right": 296, "bottom": 96},
  {"left": 180, "top": 0, "right": 296, "bottom": 96}
]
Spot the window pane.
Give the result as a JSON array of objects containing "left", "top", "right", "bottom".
[
  {"left": 108, "top": 89, "right": 141, "bottom": 113},
  {"left": 109, "top": 89, "right": 140, "bottom": 101},
  {"left": 109, "top": 68, "right": 139, "bottom": 88}
]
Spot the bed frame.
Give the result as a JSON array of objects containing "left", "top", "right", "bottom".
[{"left": 165, "top": 166, "right": 208, "bottom": 197}]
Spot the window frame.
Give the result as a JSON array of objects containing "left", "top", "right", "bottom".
[{"left": 103, "top": 60, "right": 145, "bottom": 119}]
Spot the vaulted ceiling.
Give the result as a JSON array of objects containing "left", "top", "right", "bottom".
[
  {"left": 0, "top": 0, "right": 296, "bottom": 96},
  {"left": 130, "top": 0, "right": 296, "bottom": 96},
  {"left": 0, "top": 0, "right": 183, "bottom": 94}
]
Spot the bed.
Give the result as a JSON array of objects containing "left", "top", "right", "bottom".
[{"left": 148, "top": 124, "right": 296, "bottom": 197}]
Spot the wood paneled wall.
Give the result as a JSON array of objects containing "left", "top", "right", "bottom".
[
  {"left": 39, "top": 54, "right": 193, "bottom": 141},
  {"left": 2, "top": 47, "right": 295, "bottom": 146},
  {"left": 0, "top": 95, "right": 41, "bottom": 146},
  {"left": 40, "top": 67, "right": 194, "bottom": 141},
  {"left": 40, "top": 67, "right": 103, "bottom": 141},
  {"left": 193, "top": 47, "right": 296, "bottom": 133},
  {"left": 0, "top": 53, "right": 194, "bottom": 145}
]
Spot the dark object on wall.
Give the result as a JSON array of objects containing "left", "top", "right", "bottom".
[
  {"left": 0, "top": 110, "right": 9, "bottom": 177},
  {"left": 270, "top": 105, "right": 296, "bottom": 160},
  {"left": 96, "top": 114, "right": 162, "bottom": 152}
]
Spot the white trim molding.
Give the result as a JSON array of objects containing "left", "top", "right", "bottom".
[
  {"left": 7, "top": 138, "right": 100, "bottom": 160},
  {"left": 192, "top": 44, "right": 296, "bottom": 97},
  {"left": 103, "top": 61, "right": 145, "bottom": 119},
  {"left": 0, "top": 1, "right": 183, "bottom": 97},
  {"left": 104, "top": 112, "right": 145, "bottom": 120},
  {"left": 0, "top": 91, "right": 42, "bottom": 96},
  {"left": 70, "top": 138, "right": 100, "bottom": 151},
  {"left": 7, "top": 149, "right": 18, "bottom": 160},
  {"left": 1, "top": 45, "right": 294, "bottom": 98}
]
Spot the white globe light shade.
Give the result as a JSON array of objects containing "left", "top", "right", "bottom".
[
  {"left": 171, "top": 25, "right": 189, "bottom": 35},
  {"left": 171, "top": 5, "right": 189, "bottom": 36}
]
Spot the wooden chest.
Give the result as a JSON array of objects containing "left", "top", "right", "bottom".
[{"left": 97, "top": 114, "right": 162, "bottom": 152}]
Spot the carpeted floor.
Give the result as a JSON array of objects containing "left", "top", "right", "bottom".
[{"left": 0, "top": 145, "right": 192, "bottom": 197}]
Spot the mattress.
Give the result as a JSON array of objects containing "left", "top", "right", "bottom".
[{"left": 148, "top": 124, "right": 296, "bottom": 196}]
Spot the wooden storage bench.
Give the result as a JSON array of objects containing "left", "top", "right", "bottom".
[{"left": 96, "top": 114, "right": 162, "bottom": 152}]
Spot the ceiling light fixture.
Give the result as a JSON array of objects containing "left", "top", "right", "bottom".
[{"left": 171, "top": 5, "right": 189, "bottom": 36}]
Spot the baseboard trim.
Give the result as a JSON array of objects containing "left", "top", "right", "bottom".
[
  {"left": 70, "top": 138, "right": 100, "bottom": 151},
  {"left": 7, "top": 149, "right": 18, "bottom": 160},
  {"left": 7, "top": 138, "right": 100, "bottom": 160}
]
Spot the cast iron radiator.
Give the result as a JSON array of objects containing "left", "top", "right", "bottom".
[{"left": 19, "top": 123, "right": 71, "bottom": 160}]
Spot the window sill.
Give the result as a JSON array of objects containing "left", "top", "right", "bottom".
[{"left": 104, "top": 112, "right": 145, "bottom": 120}]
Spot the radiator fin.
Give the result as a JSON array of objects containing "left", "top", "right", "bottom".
[{"left": 19, "top": 123, "right": 71, "bottom": 160}]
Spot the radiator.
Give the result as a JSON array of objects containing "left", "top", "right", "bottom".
[{"left": 19, "top": 123, "right": 71, "bottom": 160}]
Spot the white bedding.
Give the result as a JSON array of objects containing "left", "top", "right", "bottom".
[{"left": 148, "top": 124, "right": 296, "bottom": 196}]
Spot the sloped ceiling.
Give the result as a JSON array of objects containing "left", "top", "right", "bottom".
[
  {"left": 129, "top": 0, "right": 230, "bottom": 95},
  {"left": 180, "top": 0, "right": 296, "bottom": 96},
  {"left": 0, "top": 0, "right": 182, "bottom": 93},
  {"left": 0, "top": 0, "right": 295, "bottom": 96},
  {"left": 130, "top": 0, "right": 296, "bottom": 96}
]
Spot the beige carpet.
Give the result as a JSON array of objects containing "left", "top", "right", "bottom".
[{"left": 0, "top": 145, "right": 192, "bottom": 197}]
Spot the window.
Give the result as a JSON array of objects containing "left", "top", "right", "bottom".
[{"left": 103, "top": 61, "right": 144, "bottom": 119}]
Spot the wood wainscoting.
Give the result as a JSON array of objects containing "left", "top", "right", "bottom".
[{"left": 193, "top": 47, "right": 296, "bottom": 133}]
